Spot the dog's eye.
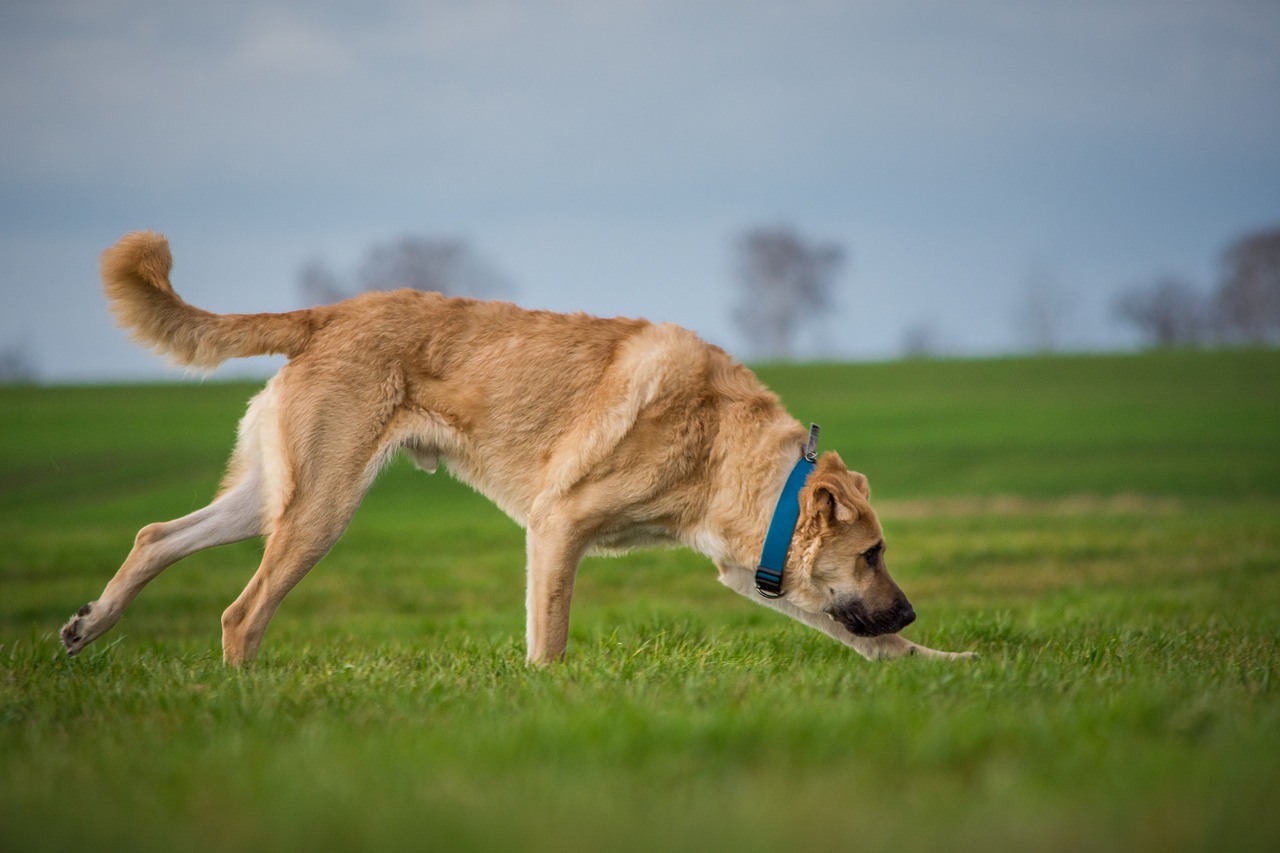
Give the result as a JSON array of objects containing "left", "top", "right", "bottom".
[{"left": 862, "top": 543, "right": 883, "bottom": 565}]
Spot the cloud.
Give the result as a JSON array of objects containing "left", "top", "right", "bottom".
[{"left": 5, "top": 0, "right": 1277, "bottom": 199}]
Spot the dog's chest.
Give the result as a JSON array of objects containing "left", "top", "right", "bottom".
[{"left": 588, "top": 523, "right": 681, "bottom": 554}]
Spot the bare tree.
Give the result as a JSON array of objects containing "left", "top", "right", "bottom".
[
  {"left": 1012, "top": 265, "right": 1073, "bottom": 353},
  {"left": 732, "top": 227, "right": 844, "bottom": 360},
  {"left": 300, "top": 235, "right": 513, "bottom": 306},
  {"left": 1215, "top": 226, "right": 1280, "bottom": 345},
  {"left": 0, "top": 340, "right": 38, "bottom": 384},
  {"left": 1114, "top": 275, "right": 1209, "bottom": 348},
  {"left": 900, "top": 320, "right": 945, "bottom": 359},
  {"left": 298, "top": 259, "right": 346, "bottom": 306}
]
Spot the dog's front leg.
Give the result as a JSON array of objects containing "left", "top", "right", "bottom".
[
  {"left": 716, "top": 565, "right": 976, "bottom": 661},
  {"left": 524, "top": 514, "right": 589, "bottom": 664}
]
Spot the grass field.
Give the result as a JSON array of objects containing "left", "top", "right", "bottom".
[{"left": 2, "top": 350, "right": 1278, "bottom": 852}]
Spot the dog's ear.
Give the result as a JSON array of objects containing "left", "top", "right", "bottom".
[
  {"left": 847, "top": 470, "right": 870, "bottom": 500},
  {"left": 802, "top": 451, "right": 863, "bottom": 525}
]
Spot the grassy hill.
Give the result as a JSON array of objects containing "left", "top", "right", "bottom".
[{"left": 2, "top": 350, "right": 1278, "bottom": 852}]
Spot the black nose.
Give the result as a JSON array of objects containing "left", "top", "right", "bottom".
[{"left": 897, "top": 602, "right": 916, "bottom": 629}]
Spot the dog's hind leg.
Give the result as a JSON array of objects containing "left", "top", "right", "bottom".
[
  {"left": 61, "top": 466, "right": 266, "bottom": 656},
  {"left": 216, "top": 376, "right": 399, "bottom": 665},
  {"left": 217, "top": 509, "right": 347, "bottom": 665},
  {"left": 217, "top": 458, "right": 378, "bottom": 665}
]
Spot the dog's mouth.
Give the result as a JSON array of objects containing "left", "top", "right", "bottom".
[{"left": 826, "top": 598, "right": 916, "bottom": 637}]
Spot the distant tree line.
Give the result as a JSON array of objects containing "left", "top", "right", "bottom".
[
  {"left": 295, "top": 223, "right": 1278, "bottom": 366},
  {"left": 1115, "top": 226, "right": 1280, "bottom": 348}
]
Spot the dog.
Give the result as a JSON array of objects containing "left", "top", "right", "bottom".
[{"left": 61, "top": 231, "right": 973, "bottom": 665}]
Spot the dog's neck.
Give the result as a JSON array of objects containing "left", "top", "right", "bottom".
[
  {"left": 689, "top": 419, "right": 808, "bottom": 571},
  {"left": 753, "top": 426, "right": 819, "bottom": 598}
]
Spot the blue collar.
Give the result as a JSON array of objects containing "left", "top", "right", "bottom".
[{"left": 754, "top": 424, "right": 820, "bottom": 598}]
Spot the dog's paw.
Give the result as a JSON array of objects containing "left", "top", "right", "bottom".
[
  {"left": 906, "top": 643, "right": 979, "bottom": 662},
  {"left": 60, "top": 603, "right": 95, "bottom": 656}
]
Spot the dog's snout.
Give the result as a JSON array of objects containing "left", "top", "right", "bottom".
[{"left": 897, "top": 602, "right": 916, "bottom": 630}]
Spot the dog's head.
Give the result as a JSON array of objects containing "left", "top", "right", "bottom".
[{"left": 782, "top": 452, "right": 915, "bottom": 636}]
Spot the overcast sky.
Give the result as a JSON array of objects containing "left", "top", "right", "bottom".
[{"left": 2, "top": 0, "right": 1278, "bottom": 381}]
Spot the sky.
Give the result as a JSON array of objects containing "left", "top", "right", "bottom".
[{"left": 2, "top": 0, "right": 1278, "bottom": 382}]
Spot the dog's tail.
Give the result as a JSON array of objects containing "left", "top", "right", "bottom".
[{"left": 101, "top": 231, "right": 317, "bottom": 369}]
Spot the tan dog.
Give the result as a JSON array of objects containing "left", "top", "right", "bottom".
[{"left": 61, "top": 231, "right": 972, "bottom": 665}]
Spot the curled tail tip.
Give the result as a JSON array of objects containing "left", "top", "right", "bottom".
[
  {"left": 97, "top": 230, "right": 312, "bottom": 369},
  {"left": 102, "top": 230, "right": 173, "bottom": 292}
]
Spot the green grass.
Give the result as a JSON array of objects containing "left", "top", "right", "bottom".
[{"left": 2, "top": 350, "right": 1279, "bottom": 852}]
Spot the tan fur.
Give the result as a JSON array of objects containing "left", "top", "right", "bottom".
[{"left": 62, "top": 231, "right": 974, "bottom": 665}]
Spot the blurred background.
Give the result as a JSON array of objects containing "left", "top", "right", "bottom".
[{"left": 2, "top": 0, "right": 1278, "bottom": 383}]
